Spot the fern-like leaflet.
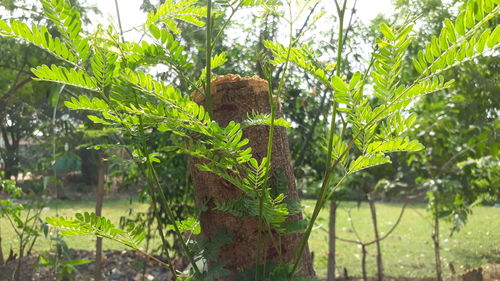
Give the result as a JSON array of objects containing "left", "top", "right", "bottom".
[{"left": 46, "top": 212, "right": 145, "bottom": 250}]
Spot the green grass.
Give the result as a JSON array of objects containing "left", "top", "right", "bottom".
[
  {"left": 304, "top": 200, "right": 500, "bottom": 278},
  {"left": 1, "top": 198, "right": 498, "bottom": 279},
  {"left": 0, "top": 198, "right": 154, "bottom": 253}
]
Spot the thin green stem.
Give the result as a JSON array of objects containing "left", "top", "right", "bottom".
[
  {"left": 148, "top": 160, "right": 202, "bottom": 277},
  {"left": 288, "top": 8, "right": 495, "bottom": 275},
  {"left": 93, "top": 87, "right": 180, "bottom": 279},
  {"left": 255, "top": 3, "right": 296, "bottom": 278},
  {"left": 211, "top": 0, "right": 244, "bottom": 49},
  {"left": 289, "top": 0, "right": 347, "bottom": 278},
  {"left": 113, "top": 0, "right": 125, "bottom": 43},
  {"left": 205, "top": 0, "right": 213, "bottom": 117},
  {"left": 132, "top": 89, "right": 201, "bottom": 277}
]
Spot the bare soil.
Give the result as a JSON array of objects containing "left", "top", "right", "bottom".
[{"left": 0, "top": 250, "right": 499, "bottom": 281}]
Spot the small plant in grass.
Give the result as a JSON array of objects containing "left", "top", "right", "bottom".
[
  {"left": 37, "top": 231, "right": 92, "bottom": 281},
  {"left": 0, "top": 0, "right": 498, "bottom": 280},
  {"left": 0, "top": 173, "right": 44, "bottom": 281}
]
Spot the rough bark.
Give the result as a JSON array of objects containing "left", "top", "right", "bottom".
[
  {"left": 188, "top": 75, "right": 315, "bottom": 280},
  {"left": 94, "top": 153, "right": 106, "bottom": 281},
  {"left": 368, "top": 199, "right": 383, "bottom": 281},
  {"left": 327, "top": 201, "right": 337, "bottom": 281}
]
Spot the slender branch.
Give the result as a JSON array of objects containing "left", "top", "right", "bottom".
[
  {"left": 0, "top": 77, "right": 32, "bottom": 107},
  {"left": 257, "top": 1, "right": 296, "bottom": 276},
  {"left": 91, "top": 84, "right": 181, "bottom": 279},
  {"left": 289, "top": 1, "right": 347, "bottom": 278},
  {"left": 205, "top": 0, "right": 213, "bottom": 117},
  {"left": 113, "top": 0, "right": 125, "bottom": 43},
  {"left": 347, "top": 208, "right": 363, "bottom": 242},
  {"left": 294, "top": 1, "right": 320, "bottom": 40},
  {"left": 318, "top": 202, "right": 407, "bottom": 246},
  {"left": 211, "top": 0, "right": 245, "bottom": 49},
  {"left": 341, "top": 0, "right": 357, "bottom": 48},
  {"left": 294, "top": 86, "right": 329, "bottom": 169},
  {"left": 272, "top": 2, "right": 320, "bottom": 82}
]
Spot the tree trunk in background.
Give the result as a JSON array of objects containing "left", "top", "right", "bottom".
[
  {"left": 94, "top": 153, "right": 105, "bottom": 281},
  {"left": 327, "top": 201, "right": 338, "bottom": 281},
  {"left": 369, "top": 199, "right": 384, "bottom": 281},
  {"left": 189, "top": 75, "right": 315, "bottom": 280},
  {"left": 0, "top": 236, "right": 4, "bottom": 265},
  {"left": 433, "top": 215, "right": 443, "bottom": 281},
  {"left": 79, "top": 148, "right": 99, "bottom": 186},
  {"left": 361, "top": 244, "right": 367, "bottom": 281},
  {"left": 3, "top": 157, "right": 16, "bottom": 180},
  {"left": 0, "top": 125, "right": 17, "bottom": 180}
]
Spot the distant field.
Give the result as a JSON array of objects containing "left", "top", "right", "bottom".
[{"left": 0, "top": 198, "right": 498, "bottom": 279}]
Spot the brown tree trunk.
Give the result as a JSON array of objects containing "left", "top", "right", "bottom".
[
  {"left": 189, "top": 75, "right": 315, "bottom": 280},
  {"left": 433, "top": 215, "right": 443, "bottom": 281},
  {"left": 0, "top": 235, "right": 4, "bottom": 265},
  {"left": 361, "top": 244, "right": 367, "bottom": 281},
  {"left": 94, "top": 153, "right": 106, "bottom": 281},
  {"left": 368, "top": 199, "right": 383, "bottom": 281},
  {"left": 327, "top": 201, "right": 337, "bottom": 281}
]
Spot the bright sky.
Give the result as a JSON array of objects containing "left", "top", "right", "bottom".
[{"left": 85, "top": 0, "right": 395, "bottom": 42}]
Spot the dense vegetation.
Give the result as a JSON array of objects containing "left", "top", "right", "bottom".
[{"left": 0, "top": 0, "right": 498, "bottom": 280}]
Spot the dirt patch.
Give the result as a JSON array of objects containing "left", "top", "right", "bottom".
[
  {"left": 0, "top": 250, "right": 173, "bottom": 281},
  {"left": 1, "top": 250, "right": 499, "bottom": 281}
]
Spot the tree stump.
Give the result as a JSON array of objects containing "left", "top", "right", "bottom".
[{"left": 189, "top": 74, "right": 315, "bottom": 280}]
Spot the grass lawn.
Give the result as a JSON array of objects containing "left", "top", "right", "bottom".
[
  {"left": 1, "top": 198, "right": 498, "bottom": 279},
  {"left": 304, "top": 200, "right": 500, "bottom": 278}
]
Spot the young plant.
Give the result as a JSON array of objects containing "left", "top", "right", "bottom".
[
  {"left": 0, "top": 174, "right": 44, "bottom": 281},
  {"left": 0, "top": 0, "right": 498, "bottom": 280},
  {"left": 264, "top": 0, "right": 499, "bottom": 279},
  {"left": 38, "top": 232, "right": 92, "bottom": 281}
]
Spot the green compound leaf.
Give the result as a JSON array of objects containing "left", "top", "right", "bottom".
[{"left": 349, "top": 154, "right": 392, "bottom": 174}]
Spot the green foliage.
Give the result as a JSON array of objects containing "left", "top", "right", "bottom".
[
  {"left": 168, "top": 217, "right": 201, "bottom": 235},
  {"left": 213, "top": 192, "right": 289, "bottom": 231},
  {"left": 41, "top": 0, "right": 84, "bottom": 41},
  {"left": 0, "top": 19, "right": 79, "bottom": 63},
  {"left": 266, "top": 0, "right": 499, "bottom": 190},
  {"left": 241, "top": 113, "right": 291, "bottom": 129},
  {"left": 31, "top": 64, "right": 98, "bottom": 91},
  {"left": 412, "top": 0, "right": 500, "bottom": 75},
  {"left": 187, "top": 230, "right": 233, "bottom": 280},
  {"left": 366, "top": 137, "right": 424, "bottom": 154},
  {"left": 348, "top": 154, "right": 392, "bottom": 174},
  {"left": 264, "top": 0, "right": 499, "bottom": 277},
  {"left": 91, "top": 49, "right": 117, "bottom": 90},
  {"left": 211, "top": 158, "right": 290, "bottom": 230},
  {"left": 38, "top": 235, "right": 92, "bottom": 281},
  {"left": 265, "top": 41, "right": 334, "bottom": 87},
  {"left": 46, "top": 212, "right": 146, "bottom": 249},
  {"left": 0, "top": 175, "right": 22, "bottom": 198},
  {"left": 145, "top": 25, "right": 192, "bottom": 70},
  {"left": 147, "top": 0, "right": 206, "bottom": 34},
  {"left": 198, "top": 52, "right": 228, "bottom": 83},
  {"left": 1, "top": 0, "right": 499, "bottom": 278}
]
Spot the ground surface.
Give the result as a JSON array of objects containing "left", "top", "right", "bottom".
[
  {"left": 0, "top": 250, "right": 171, "bottom": 281},
  {"left": 0, "top": 199, "right": 499, "bottom": 280}
]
